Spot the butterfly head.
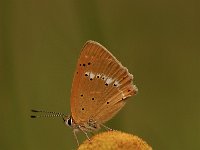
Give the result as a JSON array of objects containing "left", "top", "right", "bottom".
[{"left": 63, "top": 115, "right": 75, "bottom": 128}]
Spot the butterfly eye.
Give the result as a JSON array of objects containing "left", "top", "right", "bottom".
[
  {"left": 67, "top": 117, "right": 73, "bottom": 126},
  {"left": 68, "top": 119, "right": 71, "bottom": 126}
]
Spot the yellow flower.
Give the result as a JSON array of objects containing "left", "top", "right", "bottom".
[{"left": 78, "top": 130, "right": 152, "bottom": 150}]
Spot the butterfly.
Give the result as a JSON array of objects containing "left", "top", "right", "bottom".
[{"left": 31, "top": 40, "right": 138, "bottom": 145}]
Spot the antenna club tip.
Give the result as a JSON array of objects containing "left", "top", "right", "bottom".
[
  {"left": 31, "top": 109, "right": 39, "bottom": 112},
  {"left": 30, "top": 115, "right": 37, "bottom": 118}
]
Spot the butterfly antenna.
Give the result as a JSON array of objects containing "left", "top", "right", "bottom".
[{"left": 30, "top": 109, "right": 65, "bottom": 118}]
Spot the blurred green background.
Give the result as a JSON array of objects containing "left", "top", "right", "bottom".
[{"left": 1, "top": 0, "right": 200, "bottom": 150}]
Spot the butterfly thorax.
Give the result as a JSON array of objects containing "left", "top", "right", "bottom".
[{"left": 64, "top": 115, "right": 100, "bottom": 132}]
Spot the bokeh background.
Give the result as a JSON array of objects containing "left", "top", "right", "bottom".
[{"left": 1, "top": 0, "right": 200, "bottom": 150}]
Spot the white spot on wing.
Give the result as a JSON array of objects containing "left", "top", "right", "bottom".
[
  {"left": 101, "top": 74, "right": 107, "bottom": 81},
  {"left": 90, "top": 72, "right": 95, "bottom": 79},
  {"left": 122, "top": 92, "right": 125, "bottom": 97},
  {"left": 114, "top": 80, "right": 120, "bottom": 87},
  {"left": 106, "top": 77, "right": 114, "bottom": 85},
  {"left": 85, "top": 72, "right": 90, "bottom": 76},
  {"left": 96, "top": 73, "right": 101, "bottom": 78},
  {"left": 119, "top": 90, "right": 126, "bottom": 99}
]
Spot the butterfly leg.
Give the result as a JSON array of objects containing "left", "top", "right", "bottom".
[
  {"left": 100, "top": 123, "right": 113, "bottom": 131},
  {"left": 78, "top": 126, "right": 91, "bottom": 141},
  {"left": 73, "top": 129, "right": 79, "bottom": 146}
]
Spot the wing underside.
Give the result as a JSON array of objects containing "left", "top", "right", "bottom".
[{"left": 70, "top": 41, "right": 138, "bottom": 124}]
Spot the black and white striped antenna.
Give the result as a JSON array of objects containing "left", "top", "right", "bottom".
[{"left": 30, "top": 109, "right": 65, "bottom": 118}]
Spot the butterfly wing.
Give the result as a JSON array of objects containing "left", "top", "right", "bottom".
[{"left": 70, "top": 41, "right": 138, "bottom": 124}]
